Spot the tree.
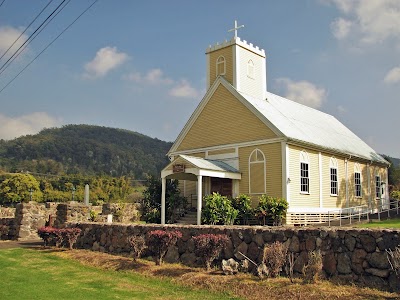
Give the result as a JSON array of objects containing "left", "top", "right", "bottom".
[{"left": 0, "top": 173, "right": 42, "bottom": 204}]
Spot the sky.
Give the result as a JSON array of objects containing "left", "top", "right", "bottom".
[{"left": 0, "top": 0, "right": 399, "bottom": 158}]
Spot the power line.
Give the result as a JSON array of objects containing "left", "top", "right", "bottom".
[
  {"left": 0, "top": 0, "right": 5, "bottom": 8},
  {"left": 0, "top": 0, "right": 99, "bottom": 95},
  {"left": 0, "top": 0, "right": 54, "bottom": 63},
  {"left": 0, "top": 0, "right": 68, "bottom": 75},
  {"left": 0, "top": 0, "right": 71, "bottom": 77}
]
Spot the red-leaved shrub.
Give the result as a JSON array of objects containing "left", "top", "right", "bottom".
[
  {"left": 37, "top": 226, "right": 81, "bottom": 249},
  {"left": 146, "top": 230, "right": 182, "bottom": 265},
  {"left": 192, "top": 234, "right": 229, "bottom": 270}
]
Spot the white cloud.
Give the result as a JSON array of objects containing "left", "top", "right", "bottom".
[
  {"left": 169, "top": 79, "right": 200, "bottom": 99},
  {"left": 0, "top": 112, "right": 61, "bottom": 140},
  {"left": 328, "top": 0, "right": 400, "bottom": 44},
  {"left": 331, "top": 18, "right": 352, "bottom": 39},
  {"left": 384, "top": 66, "right": 400, "bottom": 84},
  {"left": 276, "top": 78, "right": 327, "bottom": 109},
  {"left": 0, "top": 26, "right": 28, "bottom": 60},
  {"left": 337, "top": 105, "right": 347, "bottom": 114},
  {"left": 83, "top": 46, "right": 129, "bottom": 79},
  {"left": 125, "top": 68, "right": 173, "bottom": 85}
]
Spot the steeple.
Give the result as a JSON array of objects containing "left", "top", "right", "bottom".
[{"left": 205, "top": 21, "right": 267, "bottom": 100}]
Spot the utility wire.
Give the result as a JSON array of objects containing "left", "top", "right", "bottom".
[
  {"left": 0, "top": 0, "right": 71, "bottom": 77},
  {"left": 0, "top": 0, "right": 54, "bottom": 63},
  {"left": 0, "top": 0, "right": 5, "bottom": 8},
  {"left": 0, "top": 0, "right": 99, "bottom": 95},
  {"left": 0, "top": 0, "right": 67, "bottom": 74}
]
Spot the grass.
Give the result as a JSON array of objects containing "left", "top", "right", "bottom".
[
  {"left": 0, "top": 247, "right": 398, "bottom": 300},
  {"left": 356, "top": 218, "right": 400, "bottom": 229},
  {"left": 0, "top": 248, "right": 238, "bottom": 300}
]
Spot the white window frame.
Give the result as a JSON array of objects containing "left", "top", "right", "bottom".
[
  {"left": 354, "top": 163, "right": 362, "bottom": 198},
  {"left": 247, "top": 59, "right": 254, "bottom": 79},
  {"left": 249, "top": 149, "right": 266, "bottom": 195},
  {"left": 216, "top": 55, "right": 226, "bottom": 77},
  {"left": 375, "top": 172, "right": 381, "bottom": 199},
  {"left": 330, "top": 157, "right": 338, "bottom": 196},
  {"left": 300, "top": 151, "right": 310, "bottom": 194}
]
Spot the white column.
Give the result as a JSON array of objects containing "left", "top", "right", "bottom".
[
  {"left": 197, "top": 175, "right": 203, "bottom": 225},
  {"left": 161, "top": 177, "right": 166, "bottom": 225},
  {"left": 345, "top": 159, "right": 349, "bottom": 208},
  {"left": 319, "top": 152, "right": 323, "bottom": 208}
]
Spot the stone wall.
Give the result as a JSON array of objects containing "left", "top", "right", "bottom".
[
  {"left": 54, "top": 203, "right": 90, "bottom": 228},
  {"left": 14, "top": 202, "right": 57, "bottom": 240},
  {"left": 0, "top": 217, "right": 15, "bottom": 240},
  {"left": 72, "top": 222, "right": 400, "bottom": 291},
  {"left": 0, "top": 206, "right": 16, "bottom": 218},
  {"left": 102, "top": 203, "right": 140, "bottom": 223}
]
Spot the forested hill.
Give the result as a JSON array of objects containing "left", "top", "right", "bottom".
[{"left": 0, "top": 125, "right": 173, "bottom": 179}]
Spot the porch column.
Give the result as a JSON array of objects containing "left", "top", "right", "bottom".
[
  {"left": 161, "top": 177, "right": 166, "bottom": 225},
  {"left": 197, "top": 175, "right": 203, "bottom": 225}
]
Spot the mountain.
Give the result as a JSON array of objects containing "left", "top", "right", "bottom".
[
  {"left": 384, "top": 155, "right": 400, "bottom": 168},
  {"left": 0, "top": 125, "right": 173, "bottom": 179}
]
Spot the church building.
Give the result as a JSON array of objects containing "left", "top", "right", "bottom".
[{"left": 160, "top": 22, "right": 390, "bottom": 225}]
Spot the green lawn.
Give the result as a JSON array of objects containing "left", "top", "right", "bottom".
[
  {"left": 0, "top": 248, "right": 239, "bottom": 300},
  {"left": 356, "top": 218, "right": 400, "bottom": 229}
]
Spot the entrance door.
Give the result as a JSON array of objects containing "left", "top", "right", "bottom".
[{"left": 210, "top": 177, "right": 232, "bottom": 197}]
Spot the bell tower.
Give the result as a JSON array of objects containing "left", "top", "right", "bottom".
[{"left": 205, "top": 21, "right": 267, "bottom": 100}]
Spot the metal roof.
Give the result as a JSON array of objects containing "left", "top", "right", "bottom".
[
  {"left": 239, "top": 90, "right": 389, "bottom": 165},
  {"left": 179, "top": 154, "right": 240, "bottom": 173}
]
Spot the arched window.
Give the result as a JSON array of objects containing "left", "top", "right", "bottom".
[
  {"left": 354, "top": 163, "right": 362, "bottom": 198},
  {"left": 249, "top": 149, "right": 266, "bottom": 194},
  {"left": 247, "top": 59, "right": 254, "bottom": 79},
  {"left": 216, "top": 56, "right": 226, "bottom": 77},
  {"left": 330, "top": 157, "right": 338, "bottom": 196},
  {"left": 300, "top": 151, "right": 310, "bottom": 194}
]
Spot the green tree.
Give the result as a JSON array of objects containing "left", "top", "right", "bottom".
[
  {"left": 0, "top": 173, "right": 43, "bottom": 203},
  {"left": 202, "top": 192, "right": 238, "bottom": 225}
]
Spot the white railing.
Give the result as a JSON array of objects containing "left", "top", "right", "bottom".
[{"left": 327, "top": 205, "right": 369, "bottom": 226}]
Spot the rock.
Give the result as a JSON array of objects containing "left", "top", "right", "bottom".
[
  {"left": 289, "top": 235, "right": 300, "bottom": 252},
  {"left": 359, "top": 234, "right": 376, "bottom": 253},
  {"left": 367, "top": 252, "right": 390, "bottom": 269},
  {"left": 344, "top": 235, "right": 356, "bottom": 251},
  {"left": 337, "top": 253, "right": 352, "bottom": 274},
  {"left": 247, "top": 242, "right": 260, "bottom": 261},
  {"left": 365, "top": 268, "right": 390, "bottom": 278},
  {"left": 253, "top": 233, "right": 264, "bottom": 247},
  {"left": 222, "top": 258, "right": 239, "bottom": 275},
  {"left": 239, "top": 259, "right": 250, "bottom": 273},
  {"left": 180, "top": 252, "right": 197, "bottom": 267},
  {"left": 323, "top": 251, "right": 336, "bottom": 276},
  {"left": 164, "top": 246, "right": 179, "bottom": 263},
  {"left": 305, "top": 236, "right": 316, "bottom": 251},
  {"left": 235, "top": 241, "right": 248, "bottom": 260},
  {"left": 294, "top": 251, "right": 308, "bottom": 273},
  {"left": 223, "top": 238, "right": 234, "bottom": 259}
]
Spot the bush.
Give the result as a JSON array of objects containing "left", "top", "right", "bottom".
[
  {"left": 262, "top": 241, "right": 288, "bottom": 277},
  {"left": 386, "top": 246, "right": 400, "bottom": 276},
  {"left": 193, "top": 234, "right": 229, "bottom": 270},
  {"left": 127, "top": 235, "right": 147, "bottom": 261},
  {"left": 0, "top": 224, "right": 9, "bottom": 239},
  {"left": 37, "top": 226, "right": 81, "bottom": 249},
  {"left": 302, "top": 250, "right": 323, "bottom": 283},
  {"left": 146, "top": 230, "right": 182, "bottom": 265},
  {"left": 254, "top": 195, "right": 288, "bottom": 226},
  {"left": 232, "top": 194, "right": 253, "bottom": 225},
  {"left": 202, "top": 192, "right": 238, "bottom": 225}
]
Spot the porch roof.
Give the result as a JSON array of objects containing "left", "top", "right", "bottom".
[{"left": 161, "top": 154, "right": 241, "bottom": 180}]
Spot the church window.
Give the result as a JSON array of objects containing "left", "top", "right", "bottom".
[
  {"left": 247, "top": 59, "right": 254, "bottom": 79},
  {"left": 249, "top": 149, "right": 266, "bottom": 194},
  {"left": 375, "top": 172, "right": 381, "bottom": 199},
  {"left": 216, "top": 56, "right": 226, "bottom": 77},
  {"left": 330, "top": 157, "right": 338, "bottom": 196},
  {"left": 300, "top": 151, "right": 309, "bottom": 194},
  {"left": 354, "top": 164, "right": 362, "bottom": 198}
]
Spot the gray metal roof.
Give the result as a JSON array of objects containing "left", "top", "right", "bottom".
[
  {"left": 239, "top": 91, "right": 389, "bottom": 165},
  {"left": 179, "top": 154, "right": 240, "bottom": 173}
]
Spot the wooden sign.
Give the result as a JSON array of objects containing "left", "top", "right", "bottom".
[{"left": 173, "top": 164, "right": 185, "bottom": 173}]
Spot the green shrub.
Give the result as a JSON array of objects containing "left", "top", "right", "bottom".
[
  {"left": 192, "top": 234, "right": 229, "bottom": 270},
  {"left": 232, "top": 194, "right": 253, "bottom": 225},
  {"left": 202, "top": 192, "right": 238, "bottom": 225},
  {"left": 391, "top": 190, "right": 400, "bottom": 200},
  {"left": 254, "top": 195, "right": 288, "bottom": 226},
  {"left": 146, "top": 230, "right": 182, "bottom": 265}
]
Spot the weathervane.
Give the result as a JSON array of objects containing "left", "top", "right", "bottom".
[{"left": 228, "top": 20, "right": 244, "bottom": 38}]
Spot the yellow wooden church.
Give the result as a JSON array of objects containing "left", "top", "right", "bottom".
[{"left": 160, "top": 22, "right": 390, "bottom": 225}]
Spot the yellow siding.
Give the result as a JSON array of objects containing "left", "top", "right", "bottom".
[
  {"left": 238, "top": 45, "right": 264, "bottom": 99},
  {"left": 209, "top": 46, "right": 233, "bottom": 87},
  {"left": 177, "top": 85, "right": 277, "bottom": 151},
  {"left": 288, "top": 145, "right": 319, "bottom": 208},
  {"left": 239, "top": 143, "right": 282, "bottom": 205},
  {"left": 188, "top": 152, "right": 206, "bottom": 158},
  {"left": 207, "top": 148, "right": 236, "bottom": 156},
  {"left": 320, "top": 154, "right": 346, "bottom": 209}
]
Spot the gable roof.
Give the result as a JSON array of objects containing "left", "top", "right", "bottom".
[
  {"left": 178, "top": 154, "right": 240, "bottom": 173},
  {"left": 169, "top": 77, "right": 389, "bottom": 165},
  {"left": 240, "top": 90, "right": 388, "bottom": 165}
]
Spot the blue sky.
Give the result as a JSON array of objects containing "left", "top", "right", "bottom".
[{"left": 0, "top": 0, "right": 399, "bottom": 158}]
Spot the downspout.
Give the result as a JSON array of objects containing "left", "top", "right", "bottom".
[{"left": 345, "top": 155, "right": 352, "bottom": 208}]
